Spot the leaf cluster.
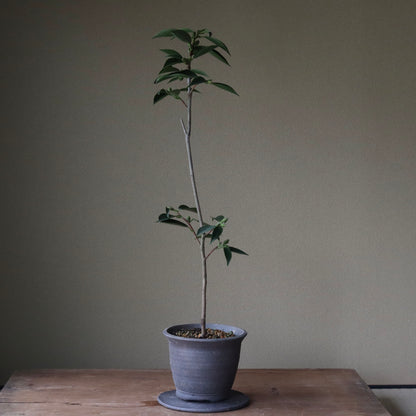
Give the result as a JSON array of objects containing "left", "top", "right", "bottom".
[
  {"left": 157, "top": 205, "right": 247, "bottom": 265},
  {"left": 153, "top": 28, "right": 238, "bottom": 105}
]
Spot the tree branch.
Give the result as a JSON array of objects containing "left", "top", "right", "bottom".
[
  {"left": 182, "top": 217, "right": 199, "bottom": 243},
  {"left": 205, "top": 245, "right": 218, "bottom": 261},
  {"left": 180, "top": 118, "right": 188, "bottom": 136}
]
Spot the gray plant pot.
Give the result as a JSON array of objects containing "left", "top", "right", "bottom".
[{"left": 163, "top": 323, "right": 247, "bottom": 403}]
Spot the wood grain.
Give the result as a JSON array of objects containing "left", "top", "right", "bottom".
[{"left": 0, "top": 369, "right": 390, "bottom": 415}]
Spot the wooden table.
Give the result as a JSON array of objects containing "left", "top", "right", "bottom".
[{"left": 0, "top": 369, "right": 390, "bottom": 415}]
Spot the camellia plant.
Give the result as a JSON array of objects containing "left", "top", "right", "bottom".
[{"left": 153, "top": 28, "right": 247, "bottom": 338}]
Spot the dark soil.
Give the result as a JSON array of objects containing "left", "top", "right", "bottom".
[{"left": 172, "top": 328, "right": 235, "bottom": 339}]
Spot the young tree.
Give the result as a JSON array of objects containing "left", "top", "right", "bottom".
[{"left": 153, "top": 28, "right": 247, "bottom": 338}]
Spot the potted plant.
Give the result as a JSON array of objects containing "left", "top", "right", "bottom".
[{"left": 153, "top": 28, "right": 249, "bottom": 412}]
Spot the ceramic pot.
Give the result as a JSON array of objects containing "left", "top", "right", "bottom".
[{"left": 163, "top": 323, "right": 247, "bottom": 402}]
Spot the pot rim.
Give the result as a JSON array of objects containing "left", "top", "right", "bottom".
[{"left": 163, "top": 323, "right": 247, "bottom": 342}]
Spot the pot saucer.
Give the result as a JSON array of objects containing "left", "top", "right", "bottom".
[{"left": 158, "top": 390, "right": 249, "bottom": 413}]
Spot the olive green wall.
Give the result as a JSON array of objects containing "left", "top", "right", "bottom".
[{"left": 2, "top": 0, "right": 415, "bottom": 386}]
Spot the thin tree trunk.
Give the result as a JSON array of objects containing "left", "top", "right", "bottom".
[{"left": 183, "top": 78, "right": 207, "bottom": 338}]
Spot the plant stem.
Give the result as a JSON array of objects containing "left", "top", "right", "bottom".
[
  {"left": 205, "top": 246, "right": 218, "bottom": 261},
  {"left": 183, "top": 76, "right": 207, "bottom": 338}
]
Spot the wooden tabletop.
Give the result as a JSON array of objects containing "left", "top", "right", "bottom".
[{"left": 0, "top": 369, "right": 390, "bottom": 415}]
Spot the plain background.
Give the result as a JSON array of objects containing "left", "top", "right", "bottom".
[{"left": 1, "top": 0, "right": 415, "bottom": 387}]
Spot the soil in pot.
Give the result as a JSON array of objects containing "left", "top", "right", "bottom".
[{"left": 171, "top": 327, "right": 235, "bottom": 339}]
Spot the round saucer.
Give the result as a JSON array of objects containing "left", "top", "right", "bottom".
[{"left": 158, "top": 390, "right": 249, "bottom": 413}]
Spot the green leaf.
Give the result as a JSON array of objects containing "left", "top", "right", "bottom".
[
  {"left": 178, "top": 204, "right": 198, "bottom": 213},
  {"left": 177, "top": 69, "right": 199, "bottom": 78},
  {"left": 160, "top": 49, "right": 182, "bottom": 59},
  {"left": 156, "top": 70, "right": 199, "bottom": 85},
  {"left": 204, "top": 36, "right": 230, "bottom": 55},
  {"left": 153, "top": 29, "right": 175, "bottom": 39},
  {"left": 209, "top": 49, "right": 230, "bottom": 66},
  {"left": 224, "top": 246, "right": 232, "bottom": 265},
  {"left": 159, "top": 218, "right": 188, "bottom": 227},
  {"left": 197, "top": 224, "right": 215, "bottom": 236},
  {"left": 189, "top": 76, "right": 208, "bottom": 87},
  {"left": 192, "top": 69, "right": 209, "bottom": 76},
  {"left": 213, "top": 215, "right": 225, "bottom": 222},
  {"left": 167, "top": 89, "right": 183, "bottom": 99},
  {"left": 192, "top": 45, "right": 217, "bottom": 59},
  {"left": 211, "top": 82, "right": 239, "bottom": 96},
  {"left": 167, "top": 76, "right": 185, "bottom": 84},
  {"left": 154, "top": 72, "right": 180, "bottom": 84},
  {"left": 171, "top": 29, "right": 192, "bottom": 44},
  {"left": 210, "top": 225, "right": 223, "bottom": 243},
  {"left": 153, "top": 89, "right": 168, "bottom": 104},
  {"left": 166, "top": 87, "right": 188, "bottom": 96},
  {"left": 229, "top": 246, "right": 248, "bottom": 255},
  {"left": 156, "top": 71, "right": 194, "bottom": 84},
  {"left": 158, "top": 213, "right": 169, "bottom": 221},
  {"left": 196, "top": 29, "right": 209, "bottom": 36},
  {"left": 158, "top": 65, "right": 179, "bottom": 74},
  {"left": 162, "top": 57, "right": 183, "bottom": 68}
]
